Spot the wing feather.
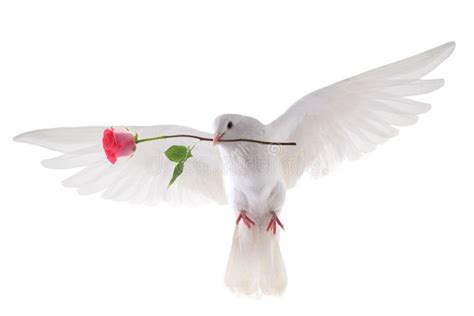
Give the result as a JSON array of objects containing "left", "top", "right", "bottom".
[
  {"left": 15, "top": 125, "right": 227, "bottom": 206},
  {"left": 268, "top": 42, "right": 455, "bottom": 188}
]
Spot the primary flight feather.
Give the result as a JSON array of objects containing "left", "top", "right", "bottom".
[{"left": 14, "top": 42, "right": 455, "bottom": 296}]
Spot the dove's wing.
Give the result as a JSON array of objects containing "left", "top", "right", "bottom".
[
  {"left": 268, "top": 42, "right": 455, "bottom": 188},
  {"left": 14, "top": 125, "right": 226, "bottom": 206}
]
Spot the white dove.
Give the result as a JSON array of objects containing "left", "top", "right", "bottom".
[{"left": 14, "top": 42, "right": 455, "bottom": 296}]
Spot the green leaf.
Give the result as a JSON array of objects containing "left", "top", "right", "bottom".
[
  {"left": 168, "top": 161, "right": 184, "bottom": 187},
  {"left": 165, "top": 145, "right": 189, "bottom": 162},
  {"left": 165, "top": 144, "right": 197, "bottom": 188}
]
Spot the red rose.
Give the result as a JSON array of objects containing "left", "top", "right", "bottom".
[{"left": 102, "top": 128, "right": 136, "bottom": 164}]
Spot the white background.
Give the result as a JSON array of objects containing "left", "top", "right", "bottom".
[{"left": 0, "top": 1, "right": 472, "bottom": 315}]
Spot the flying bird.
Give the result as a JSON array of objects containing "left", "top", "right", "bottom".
[{"left": 14, "top": 42, "right": 455, "bottom": 296}]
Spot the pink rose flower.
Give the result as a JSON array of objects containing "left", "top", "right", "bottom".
[{"left": 102, "top": 128, "right": 136, "bottom": 164}]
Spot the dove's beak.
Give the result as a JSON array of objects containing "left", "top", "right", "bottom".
[{"left": 213, "top": 132, "right": 225, "bottom": 145}]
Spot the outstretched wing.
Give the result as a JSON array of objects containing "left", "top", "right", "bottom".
[
  {"left": 14, "top": 125, "right": 226, "bottom": 206},
  {"left": 268, "top": 42, "right": 455, "bottom": 188}
]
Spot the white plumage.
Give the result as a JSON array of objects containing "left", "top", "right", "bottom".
[{"left": 14, "top": 42, "right": 455, "bottom": 296}]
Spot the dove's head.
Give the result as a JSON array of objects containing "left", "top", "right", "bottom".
[{"left": 212, "top": 114, "right": 264, "bottom": 145}]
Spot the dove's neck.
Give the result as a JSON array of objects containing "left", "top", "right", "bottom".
[
  {"left": 218, "top": 139, "right": 280, "bottom": 187},
  {"left": 217, "top": 127, "right": 266, "bottom": 166}
]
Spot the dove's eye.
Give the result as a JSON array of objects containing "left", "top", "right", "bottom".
[{"left": 227, "top": 121, "right": 233, "bottom": 129}]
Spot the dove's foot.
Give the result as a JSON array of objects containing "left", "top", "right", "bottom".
[
  {"left": 266, "top": 211, "right": 284, "bottom": 235},
  {"left": 236, "top": 211, "right": 255, "bottom": 229}
]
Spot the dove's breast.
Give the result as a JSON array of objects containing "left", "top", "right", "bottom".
[{"left": 219, "top": 143, "right": 285, "bottom": 220}]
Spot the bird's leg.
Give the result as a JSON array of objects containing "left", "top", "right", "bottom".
[
  {"left": 236, "top": 211, "right": 255, "bottom": 229},
  {"left": 266, "top": 211, "right": 284, "bottom": 235}
]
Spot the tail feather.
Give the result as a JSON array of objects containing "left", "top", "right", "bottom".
[{"left": 225, "top": 224, "right": 287, "bottom": 296}]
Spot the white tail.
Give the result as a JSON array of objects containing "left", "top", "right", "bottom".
[{"left": 225, "top": 224, "right": 287, "bottom": 296}]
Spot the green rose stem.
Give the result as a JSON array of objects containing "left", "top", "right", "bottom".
[
  {"left": 132, "top": 134, "right": 296, "bottom": 187},
  {"left": 135, "top": 134, "right": 297, "bottom": 146}
]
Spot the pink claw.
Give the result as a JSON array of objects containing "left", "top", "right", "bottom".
[
  {"left": 266, "top": 212, "right": 284, "bottom": 235},
  {"left": 236, "top": 211, "right": 255, "bottom": 229}
]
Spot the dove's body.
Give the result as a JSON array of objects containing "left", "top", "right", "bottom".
[
  {"left": 219, "top": 138, "right": 286, "bottom": 294},
  {"left": 212, "top": 117, "right": 289, "bottom": 295},
  {"left": 220, "top": 143, "right": 288, "bottom": 295},
  {"left": 220, "top": 142, "right": 282, "bottom": 216},
  {"left": 14, "top": 42, "right": 455, "bottom": 296}
]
